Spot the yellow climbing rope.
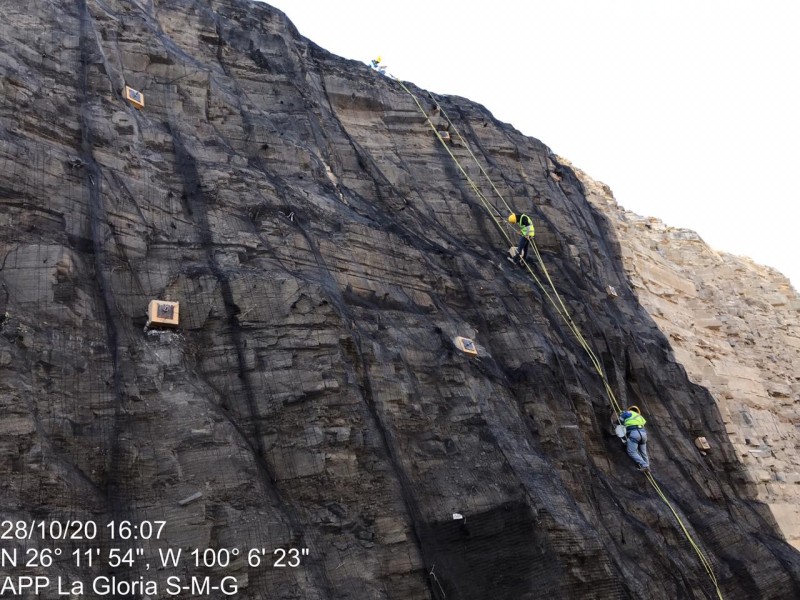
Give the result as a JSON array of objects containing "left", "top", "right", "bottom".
[
  {"left": 399, "top": 79, "right": 623, "bottom": 412},
  {"left": 646, "top": 471, "right": 723, "bottom": 599},
  {"left": 391, "top": 77, "right": 724, "bottom": 600}
]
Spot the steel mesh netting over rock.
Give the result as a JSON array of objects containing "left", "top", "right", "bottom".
[{"left": 0, "top": 1, "right": 798, "bottom": 599}]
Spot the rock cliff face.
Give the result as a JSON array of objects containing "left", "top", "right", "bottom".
[
  {"left": 576, "top": 164, "right": 800, "bottom": 550},
  {"left": 0, "top": 1, "right": 798, "bottom": 599}
]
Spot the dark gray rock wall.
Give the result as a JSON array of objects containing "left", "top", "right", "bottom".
[{"left": 0, "top": 1, "right": 798, "bottom": 598}]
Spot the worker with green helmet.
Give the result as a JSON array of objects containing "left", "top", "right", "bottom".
[
  {"left": 620, "top": 405, "right": 649, "bottom": 472},
  {"left": 507, "top": 212, "right": 535, "bottom": 266}
]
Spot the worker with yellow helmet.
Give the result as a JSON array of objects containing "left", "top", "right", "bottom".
[
  {"left": 370, "top": 56, "right": 387, "bottom": 74},
  {"left": 507, "top": 211, "right": 535, "bottom": 266}
]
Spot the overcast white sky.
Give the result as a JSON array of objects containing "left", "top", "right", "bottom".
[{"left": 264, "top": 1, "right": 799, "bottom": 289}]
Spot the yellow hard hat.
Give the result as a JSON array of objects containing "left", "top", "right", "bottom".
[
  {"left": 508, "top": 214, "right": 517, "bottom": 224},
  {"left": 628, "top": 405, "right": 640, "bottom": 413}
]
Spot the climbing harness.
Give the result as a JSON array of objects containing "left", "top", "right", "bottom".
[{"left": 388, "top": 75, "right": 724, "bottom": 600}]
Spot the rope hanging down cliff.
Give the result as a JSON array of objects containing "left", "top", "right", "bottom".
[{"left": 388, "top": 74, "right": 724, "bottom": 600}]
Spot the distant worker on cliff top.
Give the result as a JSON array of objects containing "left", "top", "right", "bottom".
[
  {"left": 620, "top": 405, "right": 650, "bottom": 472},
  {"left": 370, "top": 56, "right": 387, "bottom": 74},
  {"left": 507, "top": 212, "right": 535, "bottom": 266}
]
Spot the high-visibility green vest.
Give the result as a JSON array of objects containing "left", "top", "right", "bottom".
[
  {"left": 519, "top": 214, "right": 535, "bottom": 238},
  {"left": 623, "top": 412, "right": 646, "bottom": 428}
]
